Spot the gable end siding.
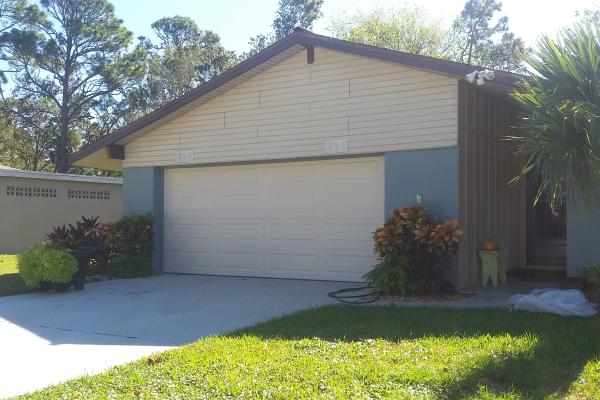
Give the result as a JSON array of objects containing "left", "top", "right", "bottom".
[{"left": 123, "top": 47, "right": 458, "bottom": 168}]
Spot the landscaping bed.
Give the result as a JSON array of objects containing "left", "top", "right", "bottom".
[{"left": 16, "top": 305, "right": 600, "bottom": 399}]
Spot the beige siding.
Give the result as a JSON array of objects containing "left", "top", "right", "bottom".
[
  {"left": 123, "top": 47, "right": 458, "bottom": 168},
  {"left": 458, "top": 81, "right": 527, "bottom": 288},
  {"left": 0, "top": 177, "right": 122, "bottom": 253}
]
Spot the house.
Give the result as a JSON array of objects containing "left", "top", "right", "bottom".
[
  {"left": 69, "top": 28, "right": 599, "bottom": 289},
  {"left": 0, "top": 164, "right": 122, "bottom": 253}
]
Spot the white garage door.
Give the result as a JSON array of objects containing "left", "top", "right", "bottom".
[{"left": 163, "top": 157, "right": 384, "bottom": 282}]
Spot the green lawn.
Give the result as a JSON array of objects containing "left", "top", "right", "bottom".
[
  {"left": 16, "top": 305, "right": 600, "bottom": 399},
  {"left": 0, "top": 254, "right": 30, "bottom": 297}
]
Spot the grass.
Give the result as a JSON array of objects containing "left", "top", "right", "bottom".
[
  {"left": 0, "top": 254, "right": 30, "bottom": 297},
  {"left": 16, "top": 305, "right": 600, "bottom": 399}
]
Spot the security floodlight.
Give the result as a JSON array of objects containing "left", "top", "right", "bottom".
[
  {"left": 465, "top": 71, "right": 478, "bottom": 83},
  {"left": 482, "top": 70, "right": 495, "bottom": 80},
  {"left": 466, "top": 69, "right": 496, "bottom": 85}
]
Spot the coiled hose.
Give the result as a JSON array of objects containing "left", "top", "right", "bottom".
[{"left": 327, "top": 286, "right": 380, "bottom": 304}]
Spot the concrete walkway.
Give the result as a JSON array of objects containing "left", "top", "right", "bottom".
[
  {"left": 0, "top": 275, "right": 348, "bottom": 398},
  {"left": 375, "top": 278, "right": 582, "bottom": 308}
]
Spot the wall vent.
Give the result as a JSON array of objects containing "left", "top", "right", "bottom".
[
  {"left": 325, "top": 140, "right": 349, "bottom": 154},
  {"left": 176, "top": 150, "right": 194, "bottom": 164}
]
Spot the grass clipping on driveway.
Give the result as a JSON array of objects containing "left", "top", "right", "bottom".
[{"left": 17, "top": 305, "right": 600, "bottom": 400}]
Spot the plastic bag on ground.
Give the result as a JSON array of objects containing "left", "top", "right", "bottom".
[{"left": 506, "top": 289, "right": 597, "bottom": 317}]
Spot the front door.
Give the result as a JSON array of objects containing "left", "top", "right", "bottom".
[{"left": 527, "top": 176, "right": 567, "bottom": 267}]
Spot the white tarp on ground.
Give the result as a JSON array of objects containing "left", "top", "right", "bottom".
[{"left": 507, "top": 289, "right": 597, "bottom": 317}]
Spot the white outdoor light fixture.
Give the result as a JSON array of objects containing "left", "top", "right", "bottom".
[{"left": 465, "top": 69, "right": 495, "bottom": 85}]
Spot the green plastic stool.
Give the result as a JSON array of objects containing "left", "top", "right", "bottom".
[{"left": 479, "top": 250, "right": 508, "bottom": 286}]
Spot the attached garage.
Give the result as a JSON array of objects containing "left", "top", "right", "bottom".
[
  {"left": 70, "top": 28, "right": 538, "bottom": 288},
  {"left": 164, "top": 157, "right": 383, "bottom": 281}
]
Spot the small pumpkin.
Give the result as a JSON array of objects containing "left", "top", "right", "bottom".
[{"left": 483, "top": 240, "right": 497, "bottom": 251}]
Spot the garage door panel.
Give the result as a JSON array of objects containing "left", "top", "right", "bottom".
[
  {"left": 167, "top": 213, "right": 215, "bottom": 225},
  {"left": 264, "top": 240, "right": 320, "bottom": 255},
  {"left": 216, "top": 224, "right": 261, "bottom": 239},
  {"left": 164, "top": 157, "right": 384, "bottom": 281},
  {"left": 215, "top": 253, "right": 261, "bottom": 270},
  {"left": 323, "top": 191, "right": 380, "bottom": 208},
  {"left": 323, "top": 224, "right": 375, "bottom": 240},
  {"left": 323, "top": 238, "right": 373, "bottom": 251},
  {"left": 167, "top": 238, "right": 212, "bottom": 252},
  {"left": 211, "top": 239, "right": 262, "bottom": 253},
  {"left": 267, "top": 224, "right": 317, "bottom": 240},
  {"left": 169, "top": 252, "right": 210, "bottom": 268},
  {"left": 323, "top": 210, "right": 381, "bottom": 223},
  {"left": 212, "top": 168, "right": 260, "bottom": 186},
  {"left": 169, "top": 194, "right": 212, "bottom": 211},
  {"left": 211, "top": 210, "right": 263, "bottom": 220},
  {"left": 267, "top": 164, "right": 317, "bottom": 183},
  {"left": 215, "top": 192, "right": 262, "bottom": 210},
  {"left": 266, "top": 209, "right": 321, "bottom": 221},
  {"left": 268, "top": 254, "right": 318, "bottom": 272},
  {"left": 166, "top": 173, "right": 216, "bottom": 191},
  {"left": 268, "top": 191, "right": 318, "bottom": 209},
  {"left": 325, "top": 255, "right": 374, "bottom": 273},
  {"left": 169, "top": 224, "right": 210, "bottom": 239}
]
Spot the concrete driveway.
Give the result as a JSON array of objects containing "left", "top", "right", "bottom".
[{"left": 0, "top": 274, "right": 348, "bottom": 398}]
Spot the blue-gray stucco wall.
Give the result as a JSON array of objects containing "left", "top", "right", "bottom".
[
  {"left": 122, "top": 167, "right": 163, "bottom": 274},
  {"left": 384, "top": 148, "right": 459, "bottom": 220},
  {"left": 567, "top": 204, "right": 600, "bottom": 277},
  {"left": 384, "top": 148, "right": 460, "bottom": 286}
]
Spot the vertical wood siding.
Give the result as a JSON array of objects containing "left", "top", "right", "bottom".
[
  {"left": 458, "top": 81, "right": 527, "bottom": 288},
  {"left": 123, "top": 47, "right": 458, "bottom": 168}
]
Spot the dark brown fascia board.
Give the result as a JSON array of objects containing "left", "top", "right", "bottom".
[
  {"left": 303, "top": 31, "right": 523, "bottom": 87},
  {"left": 69, "top": 28, "right": 522, "bottom": 165},
  {"left": 105, "top": 144, "right": 125, "bottom": 160}
]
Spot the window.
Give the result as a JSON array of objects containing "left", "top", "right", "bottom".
[
  {"left": 6, "top": 186, "right": 56, "bottom": 198},
  {"left": 67, "top": 189, "right": 111, "bottom": 200}
]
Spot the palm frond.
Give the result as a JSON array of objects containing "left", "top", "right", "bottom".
[{"left": 508, "top": 23, "right": 600, "bottom": 210}]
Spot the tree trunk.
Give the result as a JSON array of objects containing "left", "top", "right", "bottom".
[
  {"left": 56, "top": 55, "right": 71, "bottom": 173},
  {"left": 55, "top": 121, "right": 69, "bottom": 173}
]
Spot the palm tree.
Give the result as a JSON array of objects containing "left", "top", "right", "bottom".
[{"left": 509, "top": 23, "right": 600, "bottom": 209}]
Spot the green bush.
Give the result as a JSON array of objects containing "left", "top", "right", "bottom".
[
  {"left": 18, "top": 244, "right": 78, "bottom": 288},
  {"left": 107, "top": 253, "right": 153, "bottom": 278},
  {"left": 583, "top": 263, "right": 600, "bottom": 301},
  {"left": 106, "top": 214, "right": 153, "bottom": 278},
  {"left": 364, "top": 255, "right": 415, "bottom": 295}
]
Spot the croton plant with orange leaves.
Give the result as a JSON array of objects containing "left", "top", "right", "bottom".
[
  {"left": 373, "top": 204, "right": 463, "bottom": 259},
  {"left": 370, "top": 204, "right": 463, "bottom": 293}
]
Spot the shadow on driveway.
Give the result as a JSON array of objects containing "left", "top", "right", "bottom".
[{"left": 0, "top": 274, "right": 347, "bottom": 397}]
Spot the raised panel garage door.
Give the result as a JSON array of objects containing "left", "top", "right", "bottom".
[{"left": 163, "top": 157, "right": 384, "bottom": 282}]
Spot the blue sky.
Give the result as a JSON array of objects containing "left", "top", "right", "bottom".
[{"left": 110, "top": 0, "right": 596, "bottom": 54}]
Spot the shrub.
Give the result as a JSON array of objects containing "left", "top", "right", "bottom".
[
  {"left": 47, "top": 216, "right": 110, "bottom": 276},
  {"left": 364, "top": 255, "right": 414, "bottom": 295},
  {"left": 47, "top": 216, "right": 107, "bottom": 250},
  {"left": 106, "top": 214, "right": 154, "bottom": 278},
  {"left": 18, "top": 244, "right": 78, "bottom": 288},
  {"left": 583, "top": 263, "right": 600, "bottom": 301},
  {"left": 107, "top": 253, "right": 153, "bottom": 278},
  {"left": 367, "top": 204, "right": 463, "bottom": 295}
]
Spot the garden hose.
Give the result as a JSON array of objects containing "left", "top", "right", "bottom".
[{"left": 327, "top": 286, "right": 380, "bottom": 304}]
